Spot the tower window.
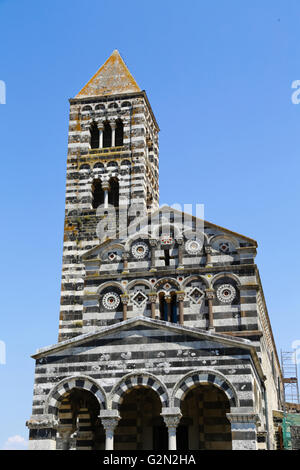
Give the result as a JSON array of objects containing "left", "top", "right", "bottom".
[
  {"left": 92, "top": 180, "right": 104, "bottom": 209},
  {"left": 115, "top": 119, "right": 124, "bottom": 146},
  {"left": 103, "top": 121, "right": 112, "bottom": 148},
  {"left": 90, "top": 122, "right": 99, "bottom": 149},
  {"left": 108, "top": 178, "right": 119, "bottom": 208}
]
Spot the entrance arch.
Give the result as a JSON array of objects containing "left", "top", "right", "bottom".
[
  {"left": 114, "top": 387, "right": 167, "bottom": 450},
  {"left": 56, "top": 388, "right": 105, "bottom": 450},
  {"left": 179, "top": 383, "right": 232, "bottom": 450}
]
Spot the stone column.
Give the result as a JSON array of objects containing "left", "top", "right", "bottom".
[
  {"left": 149, "top": 292, "right": 157, "bottom": 319},
  {"left": 97, "top": 123, "right": 104, "bottom": 148},
  {"left": 176, "top": 238, "right": 184, "bottom": 270},
  {"left": 205, "top": 245, "right": 212, "bottom": 267},
  {"left": 120, "top": 294, "right": 129, "bottom": 321},
  {"left": 176, "top": 291, "right": 185, "bottom": 325},
  {"left": 102, "top": 181, "right": 110, "bottom": 209},
  {"left": 161, "top": 408, "right": 182, "bottom": 451},
  {"left": 226, "top": 413, "right": 260, "bottom": 450},
  {"left": 111, "top": 121, "right": 116, "bottom": 147},
  {"left": 205, "top": 289, "right": 215, "bottom": 331},
  {"left": 99, "top": 411, "right": 120, "bottom": 451},
  {"left": 149, "top": 239, "right": 157, "bottom": 271},
  {"left": 122, "top": 252, "right": 129, "bottom": 274}
]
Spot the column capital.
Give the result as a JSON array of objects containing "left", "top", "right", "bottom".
[
  {"left": 101, "top": 181, "right": 110, "bottom": 191},
  {"left": 205, "top": 245, "right": 212, "bottom": 254},
  {"left": 226, "top": 413, "right": 260, "bottom": 424},
  {"left": 176, "top": 238, "right": 184, "bottom": 245},
  {"left": 176, "top": 290, "right": 185, "bottom": 301},
  {"left": 149, "top": 292, "right": 157, "bottom": 303},
  {"left": 161, "top": 408, "right": 182, "bottom": 429},
  {"left": 97, "top": 122, "right": 104, "bottom": 130},
  {"left": 110, "top": 121, "right": 117, "bottom": 129},
  {"left": 99, "top": 410, "right": 120, "bottom": 432},
  {"left": 205, "top": 288, "right": 215, "bottom": 300},
  {"left": 56, "top": 425, "right": 74, "bottom": 439},
  {"left": 149, "top": 238, "right": 158, "bottom": 247},
  {"left": 165, "top": 295, "right": 172, "bottom": 303},
  {"left": 120, "top": 293, "right": 129, "bottom": 305}
]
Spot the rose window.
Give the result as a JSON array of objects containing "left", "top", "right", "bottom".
[
  {"left": 102, "top": 292, "right": 120, "bottom": 310},
  {"left": 131, "top": 241, "right": 149, "bottom": 259},
  {"left": 185, "top": 239, "right": 203, "bottom": 255},
  {"left": 216, "top": 284, "right": 236, "bottom": 303}
]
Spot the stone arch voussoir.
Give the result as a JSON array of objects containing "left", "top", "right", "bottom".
[
  {"left": 44, "top": 376, "right": 107, "bottom": 417},
  {"left": 109, "top": 373, "right": 169, "bottom": 410},
  {"left": 172, "top": 369, "right": 239, "bottom": 409}
]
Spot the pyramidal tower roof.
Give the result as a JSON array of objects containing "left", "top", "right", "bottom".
[{"left": 75, "top": 50, "right": 141, "bottom": 98}]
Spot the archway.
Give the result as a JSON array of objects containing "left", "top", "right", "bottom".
[
  {"left": 115, "top": 119, "right": 124, "bottom": 146},
  {"left": 90, "top": 122, "right": 99, "bottom": 149},
  {"left": 159, "top": 291, "right": 177, "bottom": 323},
  {"left": 103, "top": 121, "right": 112, "bottom": 148},
  {"left": 92, "top": 179, "right": 104, "bottom": 209},
  {"left": 108, "top": 177, "right": 119, "bottom": 208},
  {"left": 57, "top": 388, "right": 105, "bottom": 450},
  {"left": 180, "top": 384, "right": 232, "bottom": 450},
  {"left": 114, "top": 387, "right": 167, "bottom": 450}
]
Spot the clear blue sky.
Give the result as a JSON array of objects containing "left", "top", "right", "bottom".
[{"left": 0, "top": 0, "right": 299, "bottom": 449}]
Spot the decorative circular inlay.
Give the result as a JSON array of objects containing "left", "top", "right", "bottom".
[
  {"left": 131, "top": 241, "right": 149, "bottom": 259},
  {"left": 102, "top": 292, "right": 120, "bottom": 310},
  {"left": 219, "top": 242, "right": 230, "bottom": 253},
  {"left": 216, "top": 284, "right": 236, "bottom": 303},
  {"left": 185, "top": 239, "right": 203, "bottom": 255}
]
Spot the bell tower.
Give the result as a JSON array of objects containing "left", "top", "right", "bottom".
[{"left": 59, "top": 50, "right": 160, "bottom": 341}]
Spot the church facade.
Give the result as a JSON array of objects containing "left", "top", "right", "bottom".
[{"left": 27, "top": 50, "right": 283, "bottom": 450}]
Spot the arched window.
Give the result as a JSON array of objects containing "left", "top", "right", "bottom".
[
  {"left": 92, "top": 180, "right": 104, "bottom": 209},
  {"left": 103, "top": 121, "right": 112, "bottom": 148},
  {"left": 159, "top": 292, "right": 177, "bottom": 323},
  {"left": 95, "top": 103, "right": 105, "bottom": 111},
  {"left": 82, "top": 105, "right": 93, "bottom": 113},
  {"left": 90, "top": 122, "right": 99, "bottom": 149},
  {"left": 159, "top": 293, "right": 168, "bottom": 321},
  {"left": 108, "top": 178, "right": 119, "bottom": 208},
  {"left": 115, "top": 119, "right": 124, "bottom": 146}
]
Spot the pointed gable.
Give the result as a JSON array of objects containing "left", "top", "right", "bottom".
[{"left": 75, "top": 50, "right": 141, "bottom": 98}]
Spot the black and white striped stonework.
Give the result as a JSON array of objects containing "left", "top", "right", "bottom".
[
  {"left": 31, "top": 320, "right": 258, "bottom": 421},
  {"left": 110, "top": 374, "right": 169, "bottom": 410},
  {"left": 46, "top": 377, "right": 106, "bottom": 416},
  {"left": 28, "top": 56, "right": 284, "bottom": 450},
  {"left": 173, "top": 371, "right": 237, "bottom": 408},
  {"left": 58, "top": 92, "right": 160, "bottom": 342}
]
